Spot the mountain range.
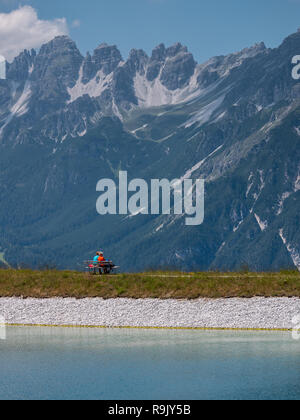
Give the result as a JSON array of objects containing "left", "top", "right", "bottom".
[{"left": 0, "top": 31, "right": 300, "bottom": 271}]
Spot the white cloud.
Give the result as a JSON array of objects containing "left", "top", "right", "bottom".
[{"left": 0, "top": 6, "right": 68, "bottom": 61}]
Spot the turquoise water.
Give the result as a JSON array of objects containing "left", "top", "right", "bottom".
[{"left": 0, "top": 326, "right": 299, "bottom": 400}]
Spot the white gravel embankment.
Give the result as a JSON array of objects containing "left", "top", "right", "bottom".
[{"left": 0, "top": 297, "right": 300, "bottom": 329}]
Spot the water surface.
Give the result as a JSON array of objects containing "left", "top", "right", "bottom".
[{"left": 0, "top": 326, "right": 299, "bottom": 400}]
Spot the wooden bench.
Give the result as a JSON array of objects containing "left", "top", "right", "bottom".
[{"left": 84, "top": 261, "right": 119, "bottom": 275}]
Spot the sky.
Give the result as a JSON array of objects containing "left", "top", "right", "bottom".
[{"left": 1, "top": 0, "right": 300, "bottom": 62}]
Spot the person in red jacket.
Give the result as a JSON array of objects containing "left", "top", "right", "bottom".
[
  {"left": 98, "top": 251, "right": 105, "bottom": 274},
  {"left": 98, "top": 251, "right": 105, "bottom": 263}
]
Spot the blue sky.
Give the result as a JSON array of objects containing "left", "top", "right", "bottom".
[{"left": 1, "top": 0, "right": 300, "bottom": 62}]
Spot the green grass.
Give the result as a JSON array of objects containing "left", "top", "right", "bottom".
[{"left": 0, "top": 269, "right": 300, "bottom": 299}]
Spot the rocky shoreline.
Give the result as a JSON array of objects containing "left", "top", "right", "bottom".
[{"left": 1, "top": 297, "right": 300, "bottom": 330}]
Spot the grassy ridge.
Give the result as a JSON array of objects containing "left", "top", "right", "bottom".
[{"left": 0, "top": 269, "right": 299, "bottom": 299}]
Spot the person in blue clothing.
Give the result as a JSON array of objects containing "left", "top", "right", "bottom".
[
  {"left": 92, "top": 251, "right": 101, "bottom": 274},
  {"left": 93, "top": 252, "right": 100, "bottom": 263}
]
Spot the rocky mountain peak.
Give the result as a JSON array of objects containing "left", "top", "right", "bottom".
[
  {"left": 254, "top": 41, "right": 267, "bottom": 51},
  {"left": 28, "top": 35, "right": 83, "bottom": 103},
  {"left": 279, "top": 30, "right": 300, "bottom": 52},
  {"left": 196, "top": 41, "right": 268, "bottom": 88},
  {"left": 32, "top": 35, "right": 83, "bottom": 79},
  {"left": 7, "top": 49, "right": 36, "bottom": 81},
  {"left": 166, "top": 42, "right": 188, "bottom": 58},
  {"left": 81, "top": 52, "right": 94, "bottom": 84},
  {"left": 146, "top": 42, "right": 196, "bottom": 88},
  {"left": 160, "top": 44, "right": 196, "bottom": 90},
  {"left": 38, "top": 35, "right": 80, "bottom": 56},
  {"left": 127, "top": 49, "right": 149, "bottom": 76},
  {"left": 92, "top": 43, "right": 123, "bottom": 75},
  {"left": 238, "top": 42, "right": 267, "bottom": 59},
  {"left": 150, "top": 43, "right": 166, "bottom": 61}
]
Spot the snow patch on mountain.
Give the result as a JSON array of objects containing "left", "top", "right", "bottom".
[
  {"left": 276, "top": 174, "right": 300, "bottom": 214},
  {"left": 184, "top": 95, "right": 225, "bottom": 129},
  {"left": 279, "top": 229, "right": 300, "bottom": 271},
  {"left": 0, "top": 81, "right": 32, "bottom": 136},
  {"left": 155, "top": 223, "right": 165, "bottom": 233},
  {"left": 277, "top": 192, "right": 292, "bottom": 215},
  {"left": 10, "top": 82, "right": 20, "bottom": 100},
  {"left": 233, "top": 219, "right": 244, "bottom": 232},
  {"left": 134, "top": 67, "right": 201, "bottom": 108},
  {"left": 246, "top": 173, "right": 254, "bottom": 198},
  {"left": 10, "top": 81, "right": 32, "bottom": 117},
  {"left": 254, "top": 213, "right": 268, "bottom": 232},
  {"left": 250, "top": 170, "right": 265, "bottom": 213},
  {"left": 78, "top": 128, "right": 87, "bottom": 137},
  {"left": 67, "top": 65, "right": 113, "bottom": 103},
  {"left": 294, "top": 174, "right": 300, "bottom": 192},
  {"left": 294, "top": 127, "right": 300, "bottom": 136},
  {"left": 232, "top": 206, "right": 245, "bottom": 232},
  {"left": 177, "top": 144, "right": 224, "bottom": 182},
  {"left": 130, "top": 124, "right": 148, "bottom": 135},
  {"left": 210, "top": 110, "right": 227, "bottom": 124},
  {"left": 217, "top": 242, "right": 226, "bottom": 253}
]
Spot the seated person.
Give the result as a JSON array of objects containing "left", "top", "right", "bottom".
[
  {"left": 92, "top": 252, "right": 101, "bottom": 274},
  {"left": 93, "top": 252, "right": 100, "bottom": 263},
  {"left": 98, "top": 251, "right": 106, "bottom": 274},
  {"left": 98, "top": 251, "right": 105, "bottom": 263}
]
